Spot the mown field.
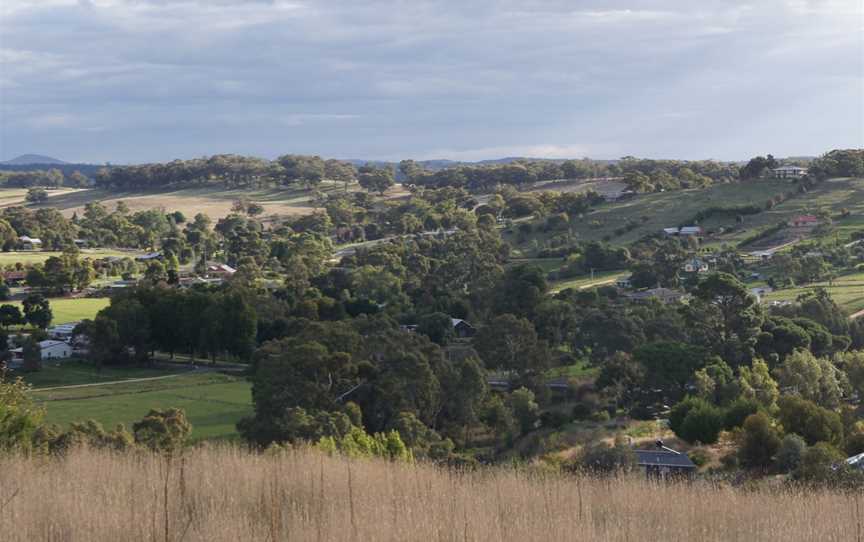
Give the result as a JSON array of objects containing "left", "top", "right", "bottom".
[
  {"left": 29, "top": 370, "right": 252, "bottom": 440},
  {"left": 762, "top": 271, "right": 864, "bottom": 315},
  {"left": 0, "top": 248, "right": 145, "bottom": 266},
  {"left": 1, "top": 446, "right": 859, "bottom": 541},
  {"left": 8, "top": 297, "right": 110, "bottom": 324}
]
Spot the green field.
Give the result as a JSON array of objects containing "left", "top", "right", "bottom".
[
  {"left": 9, "top": 297, "right": 110, "bottom": 324},
  {"left": 19, "top": 361, "right": 181, "bottom": 388},
  {"left": 0, "top": 248, "right": 145, "bottom": 266},
  {"left": 30, "top": 371, "right": 252, "bottom": 440},
  {"left": 516, "top": 177, "right": 864, "bottom": 249},
  {"left": 762, "top": 271, "right": 864, "bottom": 315}
]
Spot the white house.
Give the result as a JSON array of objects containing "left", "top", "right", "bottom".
[
  {"left": 48, "top": 322, "right": 80, "bottom": 340},
  {"left": 10, "top": 340, "right": 72, "bottom": 366},
  {"left": 773, "top": 166, "right": 808, "bottom": 179},
  {"left": 18, "top": 235, "right": 42, "bottom": 250}
]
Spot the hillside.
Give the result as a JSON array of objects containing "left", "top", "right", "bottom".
[
  {"left": 529, "top": 177, "right": 864, "bottom": 248},
  {"left": 2, "top": 447, "right": 857, "bottom": 542},
  {"left": 1, "top": 154, "right": 67, "bottom": 165}
]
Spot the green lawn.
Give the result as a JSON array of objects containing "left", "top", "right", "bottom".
[
  {"left": 31, "top": 371, "right": 252, "bottom": 441},
  {"left": 546, "top": 361, "right": 598, "bottom": 379},
  {"left": 18, "top": 360, "right": 181, "bottom": 389},
  {"left": 9, "top": 297, "right": 110, "bottom": 324},
  {"left": 0, "top": 248, "right": 145, "bottom": 266},
  {"left": 762, "top": 271, "right": 864, "bottom": 314}
]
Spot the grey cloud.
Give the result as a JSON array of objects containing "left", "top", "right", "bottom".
[{"left": 0, "top": 0, "right": 861, "bottom": 163}]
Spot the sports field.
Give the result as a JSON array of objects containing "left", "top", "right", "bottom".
[{"left": 7, "top": 297, "right": 110, "bottom": 324}]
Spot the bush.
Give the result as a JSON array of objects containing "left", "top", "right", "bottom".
[
  {"left": 775, "top": 434, "right": 807, "bottom": 473},
  {"left": 574, "top": 443, "right": 636, "bottom": 474},
  {"left": 539, "top": 410, "right": 570, "bottom": 429},
  {"left": 679, "top": 404, "right": 725, "bottom": 444},
  {"left": 795, "top": 442, "right": 844, "bottom": 482},
  {"left": 739, "top": 413, "right": 780, "bottom": 469},
  {"left": 723, "top": 398, "right": 760, "bottom": 430}
]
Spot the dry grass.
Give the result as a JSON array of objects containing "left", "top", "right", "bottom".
[{"left": 0, "top": 447, "right": 861, "bottom": 541}]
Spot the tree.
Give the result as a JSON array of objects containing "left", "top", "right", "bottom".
[
  {"left": 777, "top": 395, "right": 843, "bottom": 446},
  {"left": 774, "top": 350, "right": 845, "bottom": 408},
  {"left": 509, "top": 387, "right": 540, "bottom": 434},
  {"left": 738, "top": 359, "right": 779, "bottom": 411},
  {"left": 358, "top": 165, "right": 395, "bottom": 195},
  {"left": 22, "top": 293, "right": 52, "bottom": 329},
  {"left": 21, "top": 336, "right": 42, "bottom": 372},
  {"left": 132, "top": 408, "right": 192, "bottom": 452},
  {"left": 690, "top": 272, "right": 762, "bottom": 364},
  {"left": 0, "top": 304, "right": 22, "bottom": 328},
  {"left": 739, "top": 412, "right": 781, "bottom": 469},
  {"left": 633, "top": 341, "right": 708, "bottom": 398},
  {"left": 775, "top": 434, "right": 807, "bottom": 473},
  {"left": 678, "top": 402, "right": 724, "bottom": 444},
  {"left": 0, "top": 374, "right": 44, "bottom": 452},
  {"left": 25, "top": 187, "right": 48, "bottom": 204},
  {"left": 473, "top": 314, "right": 549, "bottom": 380},
  {"left": 416, "top": 312, "right": 454, "bottom": 345},
  {"left": 795, "top": 442, "right": 844, "bottom": 482}
]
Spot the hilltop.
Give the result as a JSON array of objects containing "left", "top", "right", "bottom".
[{"left": 1, "top": 154, "right": 67, "bottom": 165}]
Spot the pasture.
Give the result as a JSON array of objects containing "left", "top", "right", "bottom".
[
  {"left": 7, "top": 297, "right": 110, "bottom": 324},
  {"left": 30, "top": 371, "right": 252, "bottom": 441},
  {"left": 0, "top": 446, "right": 859, "bottom": 541},
  {"left": 762, "top": 271, "right": 864, "bottom": 315},
  {"left": 0, "top": 181, "right": 410, "bottom": 222},
  {"left": 542, "top": 177, "right": 864, "bottom": 247},
  {"left": 0, "top": 248, "right": 144, "bottom": 266}
]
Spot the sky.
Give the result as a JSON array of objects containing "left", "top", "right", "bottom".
[{"left": 0, "top": 0, "right": 862, "bottom": 164}]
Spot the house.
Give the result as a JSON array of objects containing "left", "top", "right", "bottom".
[
  {"left": 845, "top": 452, "right": 864, "bottom": 471},
  {"left": 2, "top": 270, "right": 27, "bottom": 284},
  {"left": 18, "top": 236, "right": 42, "bottom": 250},
  {"left": 625, "top": 288, "right": 686, "bottom": 304},
  {"left": 788, "top": 215, "right": 819, "bottom": 228},
  {"left": 451, "top": 318, "right": 476, "bottom": 338},
  {"left": 135, "top": 252, "right": 162, "bottom": 262},
  {"left": 206, "top": 263, "right": 237, "bottom": 278},
  {"left": 663, "top": 227, "right": 680, "bottom": 236},
  {"left": 635, "top": 441, "right": 696, "bottom": 479},
  {"left": 683, "top": 258, "right": 709, "bottom": 274},
  {"left": 679, "top": 226, "right": 703, "bottom": 236},
  {"left": 616, "top": 276, "right": 633, "bottom": 289},
  {"left": 9, "top": 340, "right": 72, "bottom": 366},
  {"left": 48, "top": 322, "right": 81, "bottom": 340},
  {"left": 773, "top": 166, "right": 808, "bottom": 179}
]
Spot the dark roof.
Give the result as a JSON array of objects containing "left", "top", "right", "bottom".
[{"left": 635, "top": 450, "right": 696, "bottom": 469}]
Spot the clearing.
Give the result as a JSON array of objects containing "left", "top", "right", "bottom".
[
  {"left": 2, "top": 181, "right": 410, "bottom": 222},
  {"left": 0, "top": 248, "right": 145, "bottom": 266},
  {"left": 761, "top": 270, "right": 864, "bottom": 314},
  {"left": 8, "top": 297, "right": 110, "bottom": 324},
  {"left": 29, "top": 370, "right": 252, "bottom": 440}
]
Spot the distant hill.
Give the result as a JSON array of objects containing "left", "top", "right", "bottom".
[{"left": 1, "top": 154, "right": 67, "bottom": 165}]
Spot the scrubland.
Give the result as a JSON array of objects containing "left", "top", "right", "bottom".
[{"left": 0, "top": 446, "right": 860, "bottom": 541}]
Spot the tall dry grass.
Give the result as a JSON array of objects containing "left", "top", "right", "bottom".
[{"left": 0, "top": 446, "right": 861, "bottom": 541}]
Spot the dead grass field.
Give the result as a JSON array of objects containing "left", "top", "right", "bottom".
[
  {"left": 0, "top": 446, "right": 860, "bottom": 541},
  {"left": 0, "top": 182, "right": 411, "bottom": 221}
]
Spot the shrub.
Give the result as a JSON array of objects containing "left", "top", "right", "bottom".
[
  {"left": 723, "top": 398, "right": 760, "bottom": 430},
  {"left": 738, "top": 413, "right": 781, "bottom": 469},
  {"left": 679, "top": 404, "right": 725, "bottom": 444},
  {"left": 574, "top": 442, "right": 636, "bottom": 474},
  {"left": 775, "top": 434, "right": 807, "bottom": 473},
  {"left": 795, "top": 442, "right": 844, "bottom": 482}
]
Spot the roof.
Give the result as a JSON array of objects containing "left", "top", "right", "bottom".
[
  {"left": 846, "top": 452, "right": 864, "bottom": 470},
  {"left": 136, "top": 252, "right": 162, "bottom": 260},
  {"left": 663, "top": 227, "right": 680, "bottom": 235},
  {"left": 774, "top": 166, "right": 808, "bottom": 171},
  {"left": 451, "top": 318, "right": 473, "bottom": 328},
  {"left": 635, "top": 450, "right": 696, "bottom": 469},
  {"left": 207, "top": 263, "right": 237, "bottom": 274},
  {"left": 19, "top": 235, "right": 42, "bottom": 243},
  {"left": 791, "top": 214, "right": 818, "bottom": 223},
  {"left": 39, "top": 340, "right": 69, "bottom": 348},
  {"left": 679, "top": 226, "right": 702, "bottom": 234}
]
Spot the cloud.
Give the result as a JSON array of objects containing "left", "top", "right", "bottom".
[{"left": 0, "top": 0, "right": 861, "bottom": 163}]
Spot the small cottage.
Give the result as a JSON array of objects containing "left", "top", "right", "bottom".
[{"left": 635, "top": 441, "right": 696, "bottom": 479}]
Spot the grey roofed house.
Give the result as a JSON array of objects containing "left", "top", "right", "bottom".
[
  {"left": 451, "top": 318, "right": 476, "bottom": 338},
  {"left": 635, "top": 441, "right": 696, "bottom": 478},
  {"left": 845, "top": 452, "right": 864, "bottom": 470}
]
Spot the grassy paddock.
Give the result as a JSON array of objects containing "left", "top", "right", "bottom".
[
  {"left": 0, "top": 248, "right": 145, "bottom": 266},
  {"left": 0, "top": 446, "right": 859, "bottom": 541},
  {"left": 18, "top": 360, "right": 180, "bottom": 389},
  {"left": 31, "top": 372, "right": 252, "bottom": 440},
  {"left": 7, "top": 297, "right": 110, "bottom": 324},
  {"left": 762, "top": 271, "right": 864, "bottom": 314}
]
